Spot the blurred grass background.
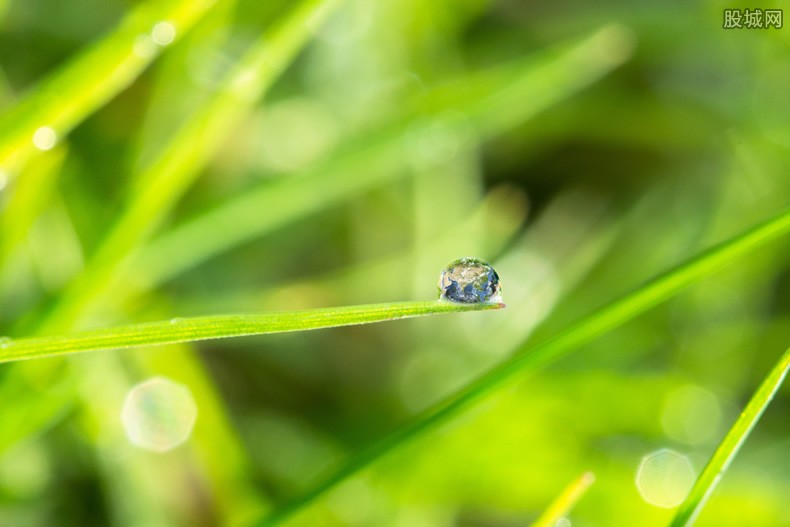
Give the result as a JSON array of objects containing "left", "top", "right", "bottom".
[{"left": 0, "top": 0, "right": 788, "bottom": 526}]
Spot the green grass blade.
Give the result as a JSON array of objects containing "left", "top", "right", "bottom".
[
  {"left": 254, "top": 206, "right": 790, "bottom": 526},
  {"left": 130, "top": 23, "right": 632, "bottom": 292},
  {"left": 669, "top": 345, "right": 790, "bottom": 527},
  {"left": 530, "top": 472, "right": 596, "bottom": 527},
  {"left": 0, "top": 301, "right": 503, "bottom": 364},
  {"left": 0, "top": 146, "right": 65, "bottom": 266},
  {"left": 0, "top": 0, "right": 217, "bottom": 175},
  {"left": 36, "top": 0, "right": 342, "bottom": 333}
]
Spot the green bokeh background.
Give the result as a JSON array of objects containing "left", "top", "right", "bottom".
[{"left": 0, "top": 0, "right": 788, "bottom": 525}]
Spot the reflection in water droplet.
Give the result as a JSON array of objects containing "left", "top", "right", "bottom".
[
  {"left": 0, "top": 337, "right": 12, "bottom": 349},
  {"left": 32, "top": 127, "right": 57, "bottom": 151},
  {"left": 555, "top": 518, "right": 572, "bottom": 527},
  {"left": 151, "top": 21, "right": 176, "bottom": 46},
  {"left": 121, "top": 377, "right": 197, "bottom": 452},
  {"left": 635, "top": 448, "right": 696, "bottom": 508},
  {"left": 438, "top": 257, "right": 502, "bottom": 304}
]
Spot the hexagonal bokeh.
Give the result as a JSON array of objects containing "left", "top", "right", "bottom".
[
  {"left": 121, "top": 377, "right": 197, "bottom": 452},
  {"left": 635, "top": 448, "right": 696, "bottom": 508}
]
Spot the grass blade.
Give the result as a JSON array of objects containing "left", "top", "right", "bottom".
[
  {"left": 130, "top": 24, "right": 633, "bottom": 293},
  {"left": 0, "top": 146, "right": 65, "bottom": 266},
  {"left": 530, "top": 472, "right": 596, "bottom": 527},
  {"left": 669, "top": 345, "right": 790, "bottom": 527},
  {"left": 36, "top": 0, "right": 342, "bottom": 334},
  {"left": 254, "top": 206, "right": 790, "bottom": 526},
  {"left": 0, "top": 0, "right": 345, "bottom": 496},
  {"left": 0, "top": 0, "right": 217, "bottom": 175},
  {"left": 0, "top": 301, "right": 503, "bottom": 363}
]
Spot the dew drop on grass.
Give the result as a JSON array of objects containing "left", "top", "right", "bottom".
[
  {"left": 169, "top": 317, "right": 183, "bottom": 325},
  {"left": 0, "top": 337, "right": 12, "bottom": 349},
  {"left": 438, "top": 257, "right": 502, "bottom": 304}
]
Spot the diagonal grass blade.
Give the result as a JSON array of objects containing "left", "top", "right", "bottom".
[
  {"left": 0, "top": 0, "right": 218, "bottom": 176},
  {"left": 669, "top": 345, "right": 790, "bottom": 527}
]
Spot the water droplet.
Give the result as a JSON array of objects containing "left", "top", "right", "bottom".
[
  {"left": 151, "top": 21, "right": 176, "bottom": 46},
  {"left": 0, "top": 337, "right": 12, "bottom": 349},
  {"left": 635, "top": 448, "right": 696, "bottom": 508},
  {"left": 32, "top": 127, "right": 57, "bottom": 151},
  {"left": 121, "top": 377, "right": 197, "bottom": 452},
  {"left": 438, "top": 257, "right": 502, "bottom": 304},
  {"left": 169, "top": 317, "right": 183, "bottom": 325}
]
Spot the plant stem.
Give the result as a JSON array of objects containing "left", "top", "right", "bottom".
[{"left": 0, "top": 301, "right": 504, "bottom": 364}]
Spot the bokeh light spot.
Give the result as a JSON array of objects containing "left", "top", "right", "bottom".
[
  {"left": 661, "top": 384, "right": 722, "bottom": 445},
  {"left": 151, "top": 21, "right": 176, "bottom": 46},
  {"left": 121, "top": 377, "right": 197, "bottom": 452},
  {"left": 32, "top": 127, "right": 56, "bottom": 151},
  {"left": 636, "top": 448, "right": 696, "bottom": 508}
]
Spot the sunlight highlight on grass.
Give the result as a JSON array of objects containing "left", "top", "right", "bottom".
[
  {"left": 0, "top": 301, "right": 504, "bottom": 364},
  {"left": 530, "top": 472, "right": 595, "bottom": 527},
  {"left": 669, "top": 345, "right": 790, "bottom": 527}
]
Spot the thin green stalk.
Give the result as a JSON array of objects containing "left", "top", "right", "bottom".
[
  {"left": 0, "top": 301, "right": 503, "bottom": 364},
  {"left": 0, "top": 146, "right": 65, "bottom": 266},
  {"left": 254, "top": 206, "right": 790, "bottom": 526},
  {"left": 0, "top": 0, "right": 217, "bottom": 176},
  {"left": 36, "top": 0, "right": 343, "bottom": 334},
  {"left": 669, "top": 345, "right": 790, "bottom": 527},
  {"left": 530, "top": 472, "right": 596, "bottom": 527}
]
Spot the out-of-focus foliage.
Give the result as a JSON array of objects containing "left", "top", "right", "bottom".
[{"left": 0, "top": 0, "right": 787, "bottom": 526}]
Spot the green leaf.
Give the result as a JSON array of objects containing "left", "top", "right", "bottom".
[
  {"left": 669, "top": 345, "right": 790, "bottom": 527},
  {"left": 0, "top": 301, "right": 504, "bottom": 364},
  {"left": 254, "top": 206, "right": 790, "bottom": 526}
]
